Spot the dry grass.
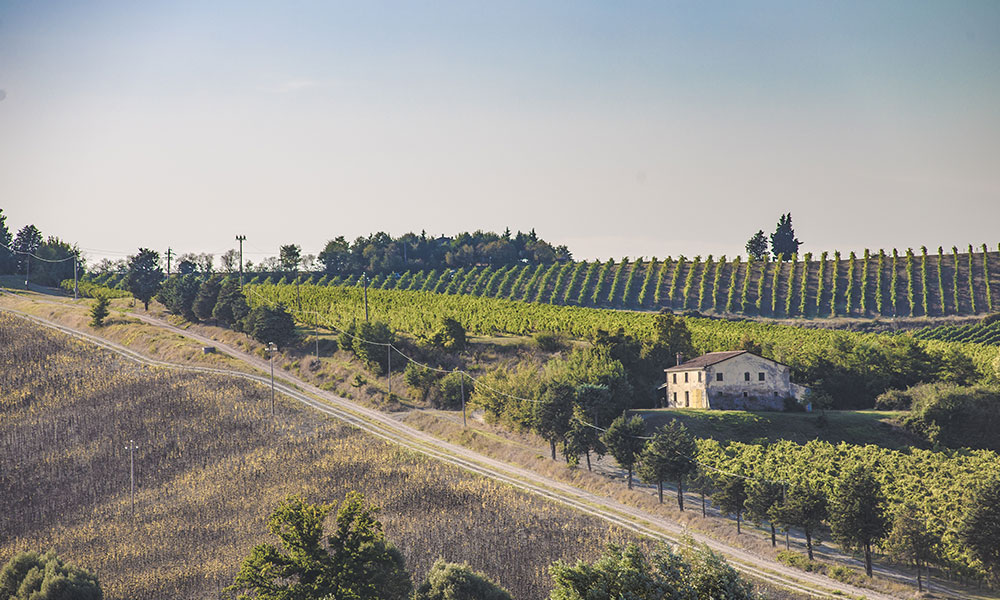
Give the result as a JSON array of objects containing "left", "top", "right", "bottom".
[{"left": 1, "top": 313, "right": 654, "bottom": 600}]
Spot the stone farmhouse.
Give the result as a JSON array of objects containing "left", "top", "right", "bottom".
[{"left": 661, "top": 350, "right": 809, "bottom": 411}]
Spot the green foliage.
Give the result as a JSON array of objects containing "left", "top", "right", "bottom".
[
  {"left": 770, "top": 213, "right": 801, "bottom": 258},
  {"left": 744, "top": 479, "right": 784, "bottom": 546},
  {"left": 746, "top": 230, "right": 768, "bottom": 261},
  {"left": 860, "top": 249, "right": 870, "bottom": 315},
  {"left": 0, "top": 209, "right": 14, "bottom": 275},
  {"left": 125, "top": 248, "right": 163, "bottom": 310},
  {"left": 0, "top": 550, "right": 102, "bottom": 600},
  {"left": 784, "top": 254, "right": 797, "bottom": 316},
  {"left": 984, "top": 243, "right": 994, "bottom": 312},
  {"left": 429, "top": 317, "right": 466, "bottom": 352},
  {"left": 537, "top": 381, "right": 575, "bottom": 459},
  {"left": 214, "top": 277, "right": 251, "bottom": 328},
  {"left": 886, "top": 502, "right": 939, "bottom": 591},
  {"left": 653, "top": 257, "right": 671, "bottom": 307},
  {"left": 622, "top": 257, "right": 642, "bottom": 306},
  {"left": 769, "top": 257, "right": 781, "bottom": 316},
  {"left": 905, "top": 248, "right": 915, "bottom": 317},
  {"left": 341, "top": 321, "right": 394, "bottom": 375},
  {"left": 637, "top": 257, "right": 657, "bottom": 307},
  {"left": 875, "top": 250, "right": 885, "bottom": 315},
  {"left": 815, "top": 251, "right": 827, "bottom": 316},
  {"left": 561, "top": 261, "right": 586, "bottom": 305},
  {"left": 548, "top": 542, "right": 755, "bottom": 600},
  {"left": 603, "top": 415, "right": 647, "bottom": 489},
  {"left": 900, "top": 383, "right": 1000, "bottom": 451},
  {"left": 404, "top": 363, "right": 440, "bottom": 403},
  {"left": 937, "top": 246, "right": 947, "bottom": 315},
  {"left": 606, "top": 257, "right": 628, "bottom": 305},
  {"left": 591, "top": 259, "right": 613, "bottom": 306},
  {"left": 828, "top": 465, "right": 888, "bottom": 576},
  {"left": 844, "top": 252, "right": 856, "bottom": 315},
  {"left": 413, "top": 560, "right": 511, "bottom": 600},
  {"left": 829, "top": 251, "right": 840, "bottom": 317},
  {"left": 754, "top": 258, "right": 767, "bottom": 314},
  {"left": 668, "top": 256, "right": 685, "bottom": 308},
  {"left": 773, "top": 481, "right": 827, "bottom": 560},
  {"left": 681, "top": 255, "right": 700, "bottom": 310},
  {"left": 953, "top": 246, "right": 961, "bottom": 314},
  {"left": 157, "top": 274, "right": 202, "bottom": 321},
  {"left": 89, "top": 295, "right": 110, "bottom": 328},
  {"left": 712, "top": 476, "right": 748, "bottom": 533},
  {"left": 225, "top": 493, "right": 411, "bottom": 600},
  {"left": 637, "top": 420, "right": 697, "bottom": 508},
  {"left": 564, "top": 404, "right": 606, "bottom": 471},
  {"left": 193, "top": 275, "right": 223, "bottom": 322},
  {"left": 435, "top": 371, "right": 469, "bottom": 410},
  {"left": 575, "top": 262, "right": 598, "bottom": 305},
  {"left": 697, "top": 255, "right": 712, "bottom": 310},
  {"left": 243, "top": 303, "right": 298, "bottom": 349},
  {"left": 959, "top": 476, "right": 1000, "bottom": 583},
  {"left": 725, "top": 256, "right": 740, "bottom": 313},
  {"left": 920, "top": 246, "right": 930, "bottom": 316},
  {"left": 533, "top": 331, "right": 567, "bottom": 352}
]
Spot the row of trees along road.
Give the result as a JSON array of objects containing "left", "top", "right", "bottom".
[
  {"left": 0, "top": 209, "right": 79, "bottom": 286},
  {"left": 600, "top": 416, "right": 1000, "bottom": 589}
]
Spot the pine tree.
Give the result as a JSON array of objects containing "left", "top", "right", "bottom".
[
  {"left": 770, "top": 213, "right": 802, "bottom": 258},
  {"left": 89, "top": 295, "right": 110, "bottom": 327},
  {"left": 746, "top": 230, "right": 769, "bottom": 260}
]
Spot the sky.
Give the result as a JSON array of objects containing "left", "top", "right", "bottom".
[{"left": 1, "top": 1, "right": 999, "bottom": 267}]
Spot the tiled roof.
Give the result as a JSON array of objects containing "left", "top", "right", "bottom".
[{"left": 664, "top": 350, "right": 748, "bottom": 371}]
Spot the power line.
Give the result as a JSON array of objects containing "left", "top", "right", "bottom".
[{"left": 1, "top": 242, "right": 76, "bottom": 263}]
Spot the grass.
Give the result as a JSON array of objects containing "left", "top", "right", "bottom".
[{"left": 632, "top": 408, "right": 921, "bottom": 450}]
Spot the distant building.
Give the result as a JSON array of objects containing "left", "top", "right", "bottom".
[{"left": 661, "top": 351, "right": 808, "bottom": 411}]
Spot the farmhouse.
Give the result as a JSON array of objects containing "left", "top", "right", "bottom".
[{"left": 662, "top": 350, "right": 808, "bottom": 411}]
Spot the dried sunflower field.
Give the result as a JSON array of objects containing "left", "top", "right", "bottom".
[{"left": 0, "top": 313, "right": 638, "bottom": 599}]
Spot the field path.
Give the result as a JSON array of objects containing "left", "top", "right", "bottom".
[{"left": 0, "top": 298, "right": 919, "bottom": 600}]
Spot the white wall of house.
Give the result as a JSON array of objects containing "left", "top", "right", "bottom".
[{"left": 665, "top": 353, "right": 806, "bottom": 410}]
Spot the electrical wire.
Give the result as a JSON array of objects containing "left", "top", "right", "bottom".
[{"left": 1, "top": 242, "right": 77, "bottom": 263}]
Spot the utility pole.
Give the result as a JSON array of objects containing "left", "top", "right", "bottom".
[
  {"left": 166, "top": 247, "right": 173, "bottom": 276},
  {"left": 73, "top": 251, "right": 79, "bottom": 300},
  {"left": 460, "top": 370, "right": 467, "bottom": 427},
  {"left": 24, "top": 252, "right": 29, "bottom": 289},
  {"left": 268, "top": 342, "right": 276, "bottom": 416},
  {"left": 387, "top": 345, "right": 391, "bottom": 396},
  {"left": 236, "top": 235, "right": 246, "bottom": 287},
  {"left": 363, "top": 272, "right": 369, "bottom": 322},
  {"left": 125, "top": 439, "right": 138, "bottom": 517}
]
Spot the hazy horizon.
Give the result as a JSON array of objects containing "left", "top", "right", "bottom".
[{"left": 2, "top": 1, "right": 999, "bottom": 266}]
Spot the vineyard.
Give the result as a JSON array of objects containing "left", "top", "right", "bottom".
[
  {"left": 694, "top": 438, "right": 1000, "bottom": 580},
  {"left": 0, "top": 313, "right": 645, "bottom": 600},
  {"left": 910, "top": 315, "right": 1000, "bottom": 346},
  {"left": 243, "top": 283, "right": 1000, "bottom": 389},
  {"left": 147, "top": 244, "right": 1000, "bottom": 320}
]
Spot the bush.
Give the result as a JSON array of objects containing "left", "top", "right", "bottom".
[
  {"left": 430, "top": 317, "right": 466, "bottom": 352},
  {"left": 242, "top": 303, "right": 298, "bottom": 349},
  {"left": 874, "top": 388, "right": 912, "bottom": 410},
  {"left": 782, "top": 396, "right": 806, "bottom": 412},
  {"left": 436, "top": 372, "right": 471, "bottom": 410},
  {"left": 901, "top": 383, "right": 1000, "bottom": 451},
  {"left": 0, "top": 550, "right": 103, "bottom": 600},
  {"left": 533, "top": 332, "right": 567, "bottom": 352},
  {"left": 776, "top": 550, "right": 823, "bottom": 573}
]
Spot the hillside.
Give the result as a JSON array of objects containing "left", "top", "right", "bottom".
[{"left": 0, "top": 313, "right": 645, "bottom": 600}]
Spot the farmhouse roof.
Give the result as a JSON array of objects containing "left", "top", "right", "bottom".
[{"left": 664, "top": 350, "right": 748, "bottom": 371}]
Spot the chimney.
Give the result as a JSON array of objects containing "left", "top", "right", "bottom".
[{"left": 676, "top": 352, "right": 683, "bottom": 366}]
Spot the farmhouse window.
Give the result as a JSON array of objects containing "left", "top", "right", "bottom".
[
  {"left": 673, "top": 392, "right": 677, "bottom": 404},
  {"left": 716, "top": 373, "right": 723, "bottom": 382},
  {"left": 672, "top": 373, "right": 677, "bottom": 384},
  {"left": 698, "top": 372, "right": 702, "bottom": 382},
  {"left": 685, "top": 391, "right": 690, "bottom": 407},
  {"left": 774, "top": 392, "right": 779, "bottom": 396},
  {"left": 743, "top": 391, "right": 748, "bottom": 397},
  {"left": 758, "top": 372, "right": 765, "bottom": 381},
  {"left": 744, "top": 372, "right": 750, "bottom": 381},
  {"left": 684, "top": 373, "right": 689, "bottom": 383}
]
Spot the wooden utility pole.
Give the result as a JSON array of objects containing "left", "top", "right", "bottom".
[
  {"left": 166, "top": 247, "right": 173, "bottom": 276},
  {"left": 236, "top": 235, "right": 246, "bottom": 287}
]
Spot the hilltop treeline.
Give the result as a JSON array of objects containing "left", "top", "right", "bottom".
[{"left": 312, "top": 229, "right": 572, "bottom": 275}]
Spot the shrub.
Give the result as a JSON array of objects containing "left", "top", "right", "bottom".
[
  {"left": 534, "top": 332, "right": 567, "bottom": 352},
  {"left": 436, "top": 372, "right": 471, "bottom": 410}
]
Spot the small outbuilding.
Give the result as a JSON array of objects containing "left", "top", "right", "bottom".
[{"left": 661, "top": 350, "right": 808, "bottom": 411}]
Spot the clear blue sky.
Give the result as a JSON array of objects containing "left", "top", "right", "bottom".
[{"left": 2, "top": 1, "right": 998, "bottom": 265}]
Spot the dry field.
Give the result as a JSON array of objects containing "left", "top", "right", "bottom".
[{"left": 0, "top": 313, "right": 643, "bottom": 600}]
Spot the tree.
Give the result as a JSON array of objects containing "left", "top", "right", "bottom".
[
  {"left": 12, "top": 224, "right": 43, "bottom": 278},
  {"left": 537, "top": 381, "right": 575, "bottom": 460},
  {"left": 886, "top": 502, "right": 938, "bottom": 592},
  {"left": 220, "top": 249, "right": 239, "bottom": 273},
  {"left": 404, "top": 363, "right": 439, "bottom": 402},
  {"left": 744, "top": 479, "right": 784, "bottom": 547},
  {"left": 773, "top": 482, "right": 827, "bottom": 560},
  {"left": 770, "top": 213, "right": 801, "bottom": 259},
  {"left": 125, "top": 248, "right": 163, "bottom": 310},
  {"left": 0, "top": 550, "right": 102, "bottom": 600},
  {"left": 351, "top": 321, "right": 394, "bottom": 374},
  {"left": 548, "top": 542, "right": 755, "bottom": 600},
  {"left": 193, "top": 276, "right": 223, "bottom": 322},
  {"left": 563, "top": 405, "right": 605, "bottom": 471},
  {"left": 430, "top": 317, "right": 466, "bottom": 352},
  {"left": 637, "top": 420, "right": 697, "bottom": 508},
  {"left": 435, "top": 371, "right": 469, "bottom": 410},
  {"left": 712, "top": 475, "right": 749, "bottom": 534},
  {"left": 89, "top": 295, "right": 110, "bottom": 328},
  {"left": 959, "top": 476, "right": 1000, "bottom": 584},
  {"left": 243, "top": 303, "right": 298, "bottom": 349},
  {"left": 226, "top": 493, "right": 411, "bottom": 600},
  {"left": 745, "top": 230, "right": 768, "bottom": 261},
  {"left": 0, "top": 208, "right": 15, "bottom": 274},
  {"left": 828, "top": 465, "right": 888, "bottom": 576},
  {"left": 412, "top": 559, "right": 511, "bottom": 600},
  {"left": 602, "top": 415, "right": 647, "bottom": 490},
  {"left": 279, "top": 244, "right": 302, "bottom": 273},
  {"left": 318, "top": 236, "right": 351, "bottom": 274},
  {"left": 213, "top": 277, "right": 250, "bottom": 328},
  {"left": 157, "top": 274, "right": 201, "bottom": 321}
]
